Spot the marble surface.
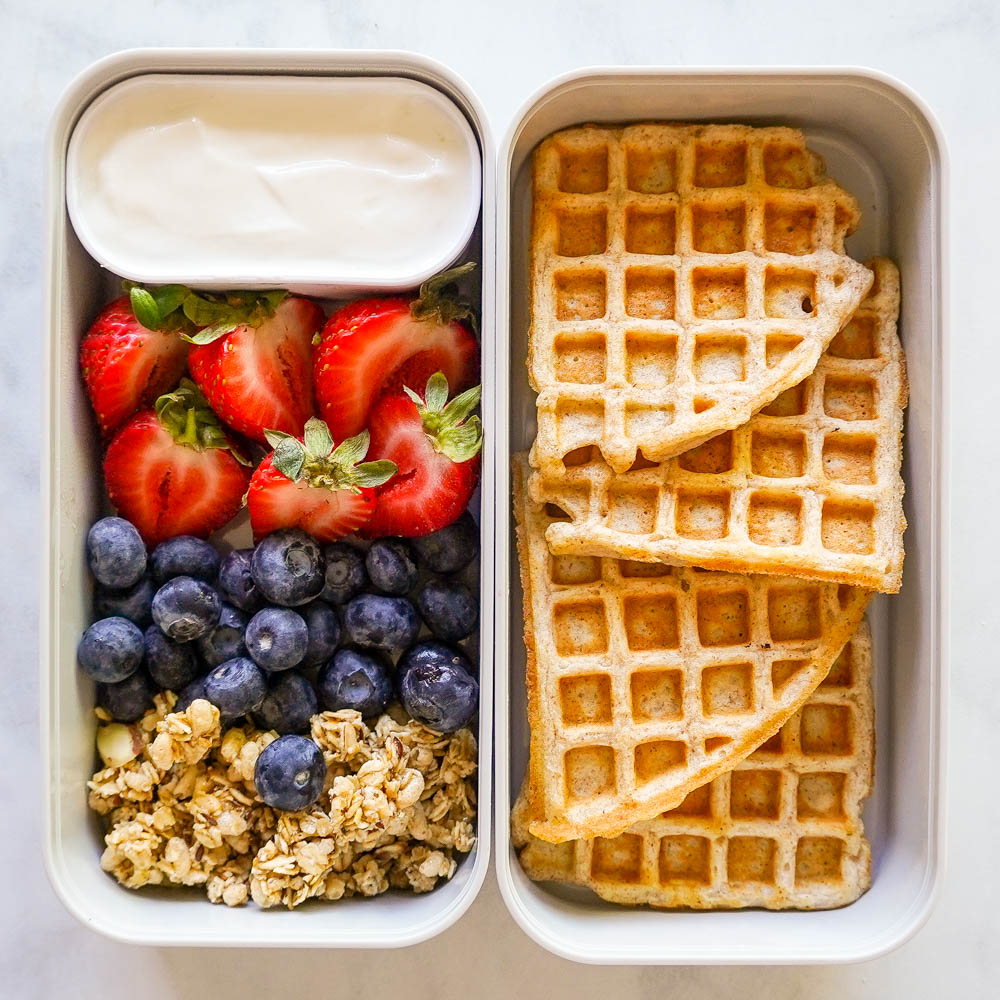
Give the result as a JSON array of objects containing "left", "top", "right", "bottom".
[{"left": 2, "top": 0, "right": 997, "bottom": 995}]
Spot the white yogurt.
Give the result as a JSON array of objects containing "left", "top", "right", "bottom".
[{"left": 66, "top": 75, "right": 481, "bottom": 293}]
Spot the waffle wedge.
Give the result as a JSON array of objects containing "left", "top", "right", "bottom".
[
  {"left": 530, "top": 258, "right": 906, "bottom": 593},
  {"left": 529, "top": 123, "right": 873, "bottom": 477},
  {"left": 513, "top": 621, "right": 874, "bottom": 910},
  {"left": 513, "top": 454, "right": 870, "bottom": 843}
]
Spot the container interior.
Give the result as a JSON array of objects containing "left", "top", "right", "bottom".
[
  {"left": 44, "top": 51, "right": 494, "bottom": 947},
  {"left": 497, "top": 71, "right": 944, "bottom": 964}
]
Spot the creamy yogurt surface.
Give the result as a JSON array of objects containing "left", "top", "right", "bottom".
[{"left": 68, "top": 75, "right": 481, "bottom": 289}]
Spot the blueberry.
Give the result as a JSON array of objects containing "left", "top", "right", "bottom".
[
  {"left": 176, "top": 676, "right": 208, "bottom": 713},
  {"left": 203, "top": 657, "right": 267, "bottom": 717},
  {"left": 94, "top": 574, "right": 155, "bottom": 627},
  {"left": 78, "top": 616, "right": 144, "bottom": 683},
  {"left": 298, "top": 600, "right": 341, "bottom": 667},
  {"left": 245, "top": 607, "right": 308, "bottom": 672},
  {"left": 411, "top": 511, "right": 478, "bottom": 574},
  {"left": 97, "top": 671, "right": 155, "bottom": 722},
  {"left": 416, "top": 580, "right": 479, "bottom": 642},
  {"left": 143, "top": 625, "right": 199, "bottom": 690},
  {"left": 149, "top": 536, "right": 221, "bottom": 584},
  {"left": 196, "top": 604, "right": 248, "bottom": 667},
  {"left": 343, "top": 594, "right": 420, "bottom": 651},
  {"left": 254, "top": 735, "right": 326, "bottom": 811},
  {"left": 87, "top": 516, "right": 146, "bottom": 588},
  {"left": 217, "top": 548, "right": 263, "bottom": 612},
  {"left": 397, "top": 640, "right": 478, "bottom": 733},
  {"left": 317, "top": 648, "right": 393, "bottom": 717},
  {"left": 254, "top": 672, "right": 318, "bottom": 734},
  {"left": 365, "top": 539, "right": 418, "bottom": 595},
  {"left": 321, "top": 542, "right": 368, "bottom": 604},
  {"left": 151, "top": 576, "right": 221, "bottom": 642},
  {"left": 251, "top": 529, "right": 325, "bottom": 606}
]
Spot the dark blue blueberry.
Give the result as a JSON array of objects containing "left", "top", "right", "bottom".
[
  {"left": 254, "top": 735, "right": 326, "bottom": 811},
  {"left": 203, "top": 657, "right": 267, "bottom": 717},
  {"left": 411, "top": 511, "right": 478, "bottom": 574},
  {"left": 416, "top": 580, "right": 479, "bottom": 642},
  {"left": 143, "top": 625, "right": 199, "bottom": 691},
  {"left": 254, "top": 672, "right": 318, "bottom": 734},
  {"left": 176, "top": 676, "right": 208, "bottom": 713},
  {"left": 317, "top": 648, "right": 393, "bottom": 717},
  {"left": 343, "top": 594, "right": 420, "bottom": 651},
  {"left": 151, "top": 576, "right": 221, "bottom": 642},
  {"left": 397, "top": 640, "right": 478, "bottom": 733},
  {"left": 300, "top": 600, "right": 341, "bottom": 667},
  {"left": 365, "top": 539, "right": 418, "bottom": 595},
  {"left": 86, "top": 516, "right": 146, "bottom": 588},
  {"left": 97, "top": 670, "right": 155, "bottom": 722},
  {"left": 245, "top": 607, "right": 308, "bottom": 672},
  {"left": 149, "top": 535, "right": 221, "bottom": 584},
  {"left": 251, "top": 529, "right": 324, "bottom": 607},
  {"left": 78, "top": 616, "right": 144, "bottom": 683},
  {"left": 94, "top": 574, "right": 156, "bottom": 627},
  {"left": 321, "top": 542, "right": 368, "bottom": 604},
  {"left": 196, "top": 604, "right": 248, "bottom": 667},
  {"left": 217, "top": 548, "right": 263, "bottom": 612}
]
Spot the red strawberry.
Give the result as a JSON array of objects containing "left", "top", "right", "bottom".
[
  {"left": 188, "top": 295, "right": 324, "bottom": 443},
  {"left": 247, "top": 418, "right": 397, "bottom": 543},
  {"left": 104, "top": 380, "right": 252, "bottom": 547},
  {"left": 80, "top": 295, "right": 189, "bottom": 436},
  {"left": 314, "top": 263, "right": 479, "bottom": 443},
  {"left": 362, "top": 372, "right": 482, "bottom": 538}
]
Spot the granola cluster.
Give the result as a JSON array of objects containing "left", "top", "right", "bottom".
[{"left": 88, "top": 697, "right": 477, "bottom": 909}]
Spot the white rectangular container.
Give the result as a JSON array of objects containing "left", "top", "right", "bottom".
[
  {"left": 494, "top": 67, "right": 948, "bottom": 964},
  {"left": 41, "top": 48, "right": 495, "bottom": 947}
]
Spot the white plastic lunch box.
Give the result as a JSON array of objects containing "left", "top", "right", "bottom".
[
  {"left": 41, "top": 49, "right": 495, "bottom": 948},
  {"left": 494, "top": 68, "right": 948, "bottom": 965}
]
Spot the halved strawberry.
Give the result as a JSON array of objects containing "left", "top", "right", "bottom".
[
  {"left": 80, "top": 294, "right": 189, "bottom": 436},
  {"left": 103, "top": 380, "right": 252, "bottom": 547},
  {"left": 362, "top": 372, "right": 482, "bottom": 538},
  {"left": 314, "top": 263, "right": 479, "bottom": 443},
  {"left": 188, "top": 295, "right": 324, "bottom": 443},
  {"left": 247, "top": 418, "right": 397, "bottom": 543}
]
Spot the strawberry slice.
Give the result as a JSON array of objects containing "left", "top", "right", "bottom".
[
  {"left": 247, "top": 418, "right": 397, "bottom": 543},
  {"left": 188, "top": 295, "right": 324, "bottom": 443},
  {"left": 362, "top": 372, "right": 483, "bottom": 538},
  {"left": 80, "top": 294, "right": 189, "bottom": 436},
  {"left": 103, "top": 380, "right": 252, "bottom": 547},
  {"left": 314, "top": 263, "right": 479, "bottom": 443}
]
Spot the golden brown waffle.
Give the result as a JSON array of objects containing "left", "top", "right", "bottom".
[
  {"left": 513, "top": 455, "right": 870, "bottom": 843},
  {"left": 512, "top": 621, "right": 874, "bottom": 910},
  {"left": 530, "top": 258, "right": 906, "bottom": 593},
  {"left": 528, "top": 123, "right": 873, "bottom": 476}
]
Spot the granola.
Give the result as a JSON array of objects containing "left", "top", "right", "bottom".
[{"left": 90, "top": 701, "right": 477, "bottom": 910}]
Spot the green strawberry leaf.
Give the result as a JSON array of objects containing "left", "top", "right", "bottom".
[
  {"left": 272, "top": 437, "right": 307, "bottom": 481},
  {"left": 264, "top": 429, "right": 297, "bottom": 450},
  {"left": 437, "top": 383, "right": 481, "bottom": 430},
  {"left": 352, "top": 460, "right": 398, "bottom": 489},
  {"left": 331, "top": 430, "right": 371, "bottom": 468},
  {"left": 152, "top": 284, "right": 188, "bottom": 318},
  {"left": 129, "top": 287, "right": 161, "bottom": 331},
  {"left": 153, "top": 378, "right": 249, "bottom": 463},
  {"left": 423, "top": 371, "right": 450, "bottom": 412},
  {"left": 435, "top": 416, "right": 483, "bottom": 463},
  {"left": 182, "top": 320, "right": 240, "bottom": 345},
  {"left": 303, "top": 418, "right": 334, "bottom": 459}
]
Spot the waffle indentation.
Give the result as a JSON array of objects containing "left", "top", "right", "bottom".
[
  {"left": 555, "top": 270, "right": 607, "bottom": 320},
  {"left": 727, "top": 836, "right": 777, "bottom": 884},
  {"left": 821, "top": 500, "right": 876, "bottom": 554},
  {"left": 702, "top": 662, "right": 754, "bottom": 715},
  {"left": 553, "top": 332, "right": 606, "bottom": 384},
  {"left": 823, "top": 643, "right": 854, "bottom": 687},
  {"left": 696, "top": 589, "right": 750, "bottom": 646},
  {"left": 555, "top": 398, "right": 604, "bottom": 443},
  {"left": 634, "top": 740, "right": 687, "bottom": 784},
  {"left": 763, "top": 143, "right": 815, "bottom": 188},
  {"left": 549, "top": 554, "right": 602, "bottom": 586},
  {"left": 692, "top": 203, "right": 747, "bottom": 253},
  {"left": 822, "top": 434, "right": 876, "bottom": 484},
  {"left": 630, "top": 668, "right": 683, "bottom": 722},
  {"left": 556, "top": 208, "right": 608, "bottom": 257},
  {"left": 747, "top": 493, "right": 804, "bottom": 547},
  {"left": 764, "top": 203, "right": 817, "bottom": 255},
  {"left": 626, "top": 145, "right": 677, "bottom": 194},
  {"left": 658, "top": 835, "right": 710, "bottom": 883},
  {"left": 761, "top": 382, "right": 807, "bottom": 417},
  {"left": 797, "top": 772, "right": 847, "bottom": 819},
  {"left": 564, "top": 745, "right": 616, "bottom": 802},
  {"left": 694, "top": 335, "right": 748, "bottom": 383},
  {"left": 692, "top": 267, "right": 747, "bottom": 319},
  {"left": 795, "top": 836, "right": 844, "bottom": 883},
  {"left": 765, "top": 333, "right": 804, "bottom": 368},
  {"left": 607, "top": 486, "right": 659, "bottom": 535},
  {"left": 625, "top": 267, "right": 676, "bottom": 319},
  {"left": 676, "top": 489, "right": 731, "bottom": 540},
  {"left": 619, "top": 560, "right": 672, "bottom": 579},
  {"left": 729, "top": 770, "right": 782, "bottom": 819},
  {"left": 558, "top": 144, "right": 608, "bottom": 193},
  {"left": 591, "top": 833, "right": 643, "bottom": 883},
  {"left": 767, "top": 586, "right": 822, "bottom": 641},
  {"left": 829, "top": 315, "right": 877, "bottom": 359},
  {"left": 552, "top": 600, "right": 608, "bottom": 656},
  {"left": 665, "top": 783, "right": 712, "bottom": 818},
  {"left": 625, "top": 332, "right": 677, "bottom": 386},
  {"left": 694, "top": 140, "right": 747, "bottom": 187},
  {"left": 678, "top": 432, "right": 734, "bottom": 474},
  {"left": 625, "top": 403, "right": 674, "bottom": 444},
  {"left": 751, "top": 431, "right": 806, "bottom": 478},
  {"left": 800, "top": 704, "right": 852, "bottom": 755},
  {"left": 626, "top": 205, "right": 677, "bottom": 255},
  {"left": 559, "top": 673, "right": 613, "bottom": 726},
  {"left": 765, "top": 267, "right": 817, "bottom": 318},
  {"left": 771, "top": 658, "right": 809, "bottom": 696},
  {"left": 621, "top": 594, "right": 679, "bottom": 651},
  {"left": 823, "top": 376, "right": 876, "bottom": 420}
]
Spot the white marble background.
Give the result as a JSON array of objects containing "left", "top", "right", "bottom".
[{"left": 2, "top": 0, "right": 996, "bottom": 996}]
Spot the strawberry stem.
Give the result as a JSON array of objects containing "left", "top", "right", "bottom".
[
  {"left": 409, "top": 262, "right": 478, "bottom": 331},
  {"left": 154, "top": 379, "right": 250, "bottom": 464},
  {"left": 405, "top": 372, "right": 483, "bottom": 464}
]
